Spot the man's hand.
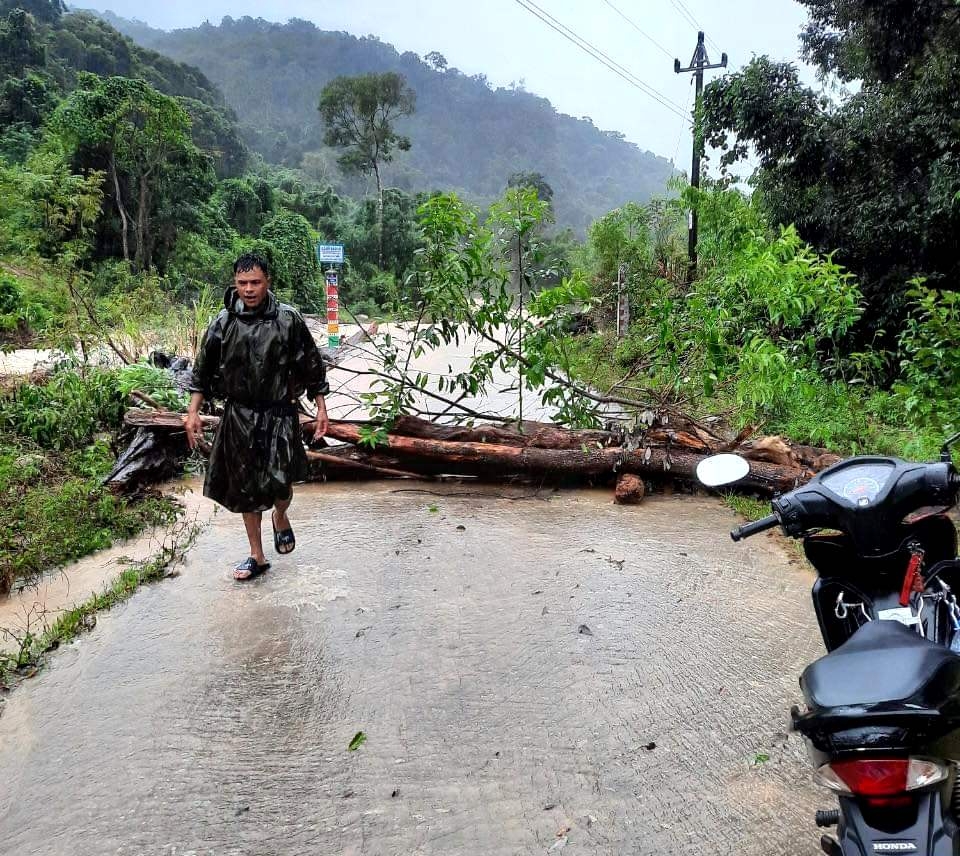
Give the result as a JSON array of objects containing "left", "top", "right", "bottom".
[
  {"left": 313, "top": 397, "right": 329, "bottom": 443},
  {"left": 183, "top": 410, "right": 204, "bottom": 450}
]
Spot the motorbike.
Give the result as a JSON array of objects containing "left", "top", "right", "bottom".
[{"left": 697, "top": 436, "right": 960, "bottom": 856}]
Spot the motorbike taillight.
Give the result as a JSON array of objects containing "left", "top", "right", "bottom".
[{"left": 815, "top": 758, "right": 948, "bottom": 797}]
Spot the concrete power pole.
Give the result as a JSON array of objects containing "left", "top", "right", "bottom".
[{"left": 675, "top": 32, "right": 727, "bottom": 282}]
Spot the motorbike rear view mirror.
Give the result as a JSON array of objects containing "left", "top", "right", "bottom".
[
  {"left": 940, "top": 431, "right": 960, "bottom": 463},
  {"left": 696, "top": 454, "right": 751, "bottom": 487}
]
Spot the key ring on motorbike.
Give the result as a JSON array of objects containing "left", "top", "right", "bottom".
[
  {"left": 937, "top": 581, "right": 960, "bottom": 630},
  {"left": 835, "top": 592, "right": 848, "bottom": 619},
  {"left": 915, "top": 596, "right": 927, "bottom": 635},
  {"left": 835, "top": 592, "right": 871, "bottom": 623}
]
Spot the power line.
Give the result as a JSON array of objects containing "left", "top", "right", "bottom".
[
  {"left": 513, "top": 0, "right": 690, "bottom": 121},
  {"left": 516, "top": 0, "right": 688, "bottom": 116},
  {"left": 668, "top": 0, "right": 723, "bottom": 54},
  {"left": 600, "top": 0, "right": 674, "bottom": 61}
]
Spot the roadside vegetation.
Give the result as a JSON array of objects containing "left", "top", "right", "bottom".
[
  {"left": 0, "top": 364, "right": 181, "bottom": 595},
  {"left": 566, "top": 184, "right": 957, "bottom": 462}
]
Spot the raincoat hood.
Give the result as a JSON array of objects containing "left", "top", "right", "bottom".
[{"left": 223, "top": 285, "right": 279, "bottom": 319}]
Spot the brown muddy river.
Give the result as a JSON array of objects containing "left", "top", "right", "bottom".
[{"left": 0, "top": 481, "right": 826, "bottom": 855}]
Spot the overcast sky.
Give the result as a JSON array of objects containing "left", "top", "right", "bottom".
[{"left": 87, "top": 0, "right": 816, "bottom": 170}]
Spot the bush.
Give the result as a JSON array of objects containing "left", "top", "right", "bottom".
[
  {"left": 893, "top": 284, "right": 960, "bottom": 431},
  {"left": 257, "top": 210, "right": 322, "bottom": 311},
  {"left": 117, "top": 362, "right": 188, "bottom": 411},
  {"left": 0, "top": 367, "right": 125, "bottom": 449},
  {"left": 0, "top": 270, "right": 60, "bottom": 342}
]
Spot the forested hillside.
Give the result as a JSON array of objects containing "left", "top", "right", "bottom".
[
  {"left": 95, "top": 12, "right": 676, "bottom": 232},
  {"left": 1, "top": 0, "right": 245, "bottom": 175}
]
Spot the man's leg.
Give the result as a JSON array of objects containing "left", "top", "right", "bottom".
[
  {"left": 236, "top": 511, "right": 266, "bottom": 579},
  {"left": 272, "top": 490, "right": 295, "bottom": 554}
]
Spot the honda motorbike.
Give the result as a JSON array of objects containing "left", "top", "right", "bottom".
[{"left": 697, "top": 436, "right": 960, "bottom": 856}]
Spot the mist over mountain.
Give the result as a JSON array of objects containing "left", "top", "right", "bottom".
[{"left": 95, "top": 11, "right": 677, "bottom": 232}]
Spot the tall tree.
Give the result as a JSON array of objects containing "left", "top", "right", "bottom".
[
  {"left": 318, "top": 72, "right": 415, "bottom": 269},
  {"left": 0, "top": 9, "right": 45, "bottom": 77},
  {"left": 702, "top": 0, "right": 960, "bottom": 341},
  {"left": 54, "top": 74, "right": 206, "bottom": 271},
  {"left": 507, "top": 171, "right": 554, "bottom": 209}
]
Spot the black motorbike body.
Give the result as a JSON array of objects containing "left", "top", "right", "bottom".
[{"left": 731, "top": 454, "right": 960, "bottom": 855}]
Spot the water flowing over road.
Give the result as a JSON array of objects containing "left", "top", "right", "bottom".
[{"left": 0, "top": 480, "right": 826, "bottom": 855}]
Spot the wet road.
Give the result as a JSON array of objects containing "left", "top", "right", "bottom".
[{"left": 0, "top": 482, "right": 826, "bottom": 855}]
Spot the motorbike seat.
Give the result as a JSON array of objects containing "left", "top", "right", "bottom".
[{"left": 801, "top": 619, "right": 960, "bottom": 711}]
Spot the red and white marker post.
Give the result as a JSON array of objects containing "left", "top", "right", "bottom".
[{"left": 325, "top": 268, "right": 339, "bottom": 348}]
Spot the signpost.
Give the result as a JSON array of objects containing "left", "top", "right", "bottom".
[
  {"left": 316, "top": 243, "right": 344, "bottom": 265},
  {"left": 317, "top": 243, "right": 345, "bottom": 348}
]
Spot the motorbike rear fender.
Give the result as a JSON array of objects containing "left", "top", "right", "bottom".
[{"left": 836, "top": 790, "right": 957, "bottom": 855}]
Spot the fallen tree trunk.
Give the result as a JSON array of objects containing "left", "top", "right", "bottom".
[
  {"left": 388, "top": 415, "right": 620, "bottom": 449},
  {"left": 115, "top": 408, "right": 820, "bottom": 497},
  {"left": 122, "top": 409, "right": 623, "bottom": 449},
  {"left": 305, "top": 448, "right": 425, "bottom": 480},
  {"left": 322, "top": 422, "right": 809, "bottom": 494}
]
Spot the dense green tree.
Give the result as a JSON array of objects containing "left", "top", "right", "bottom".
[
  {"left": 343, "top": 188, "right": 423, "bottom": 282},
  {"left": 702, "top": 0, "right": 960, "bottom": 339},
  {"left": 0, "top": 148, "right": 103, "bottom": 259},
  {"left": 0, "top": 9, "right": 45, "bottom": 77},
  {"left": 177, "top": 96, "right": 247, "bottom": 178},
  {"left": 0, "top": 0, "right": 63, "bottom": 24},
  {"left": 423, "top": 51, "right": 447, "bottom": 72},
  {"left": 258, "top": 209, "right": 321, "bottom": 310},
  {"left": 0, "top": 73, "right": 53, "bottom": 127},
  {"left": 214, "top": 177, "right": 263, "bottom": 236},
  {"left": 507, "top": 171, "right": 554, "bottom": 208},
  {"left": 54, "top": 74, "right": 211, "bottom": 271},
  {"left": 319, "top": 72, "right": 416, "bottom": 269}
]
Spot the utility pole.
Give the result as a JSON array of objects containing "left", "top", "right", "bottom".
[{"left": 675, "top": 32, "right": 727, "bottom": 282}]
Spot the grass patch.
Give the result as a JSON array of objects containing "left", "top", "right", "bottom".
[
  {"left": 0, "top": 365, "right": 186, "bottom": 595},
  {"left": 0, "top": 517, "right": 200, "bottom": 689},
  {"left": 0, "top": 435, "right": 178, "bottom": 594},
  {"left": 723, "top": 493, "right": 769, "bottom": 522}
]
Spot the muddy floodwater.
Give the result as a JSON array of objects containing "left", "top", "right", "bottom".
[{"left": 0, "top": 482, "right": 826, "bottom": 855}]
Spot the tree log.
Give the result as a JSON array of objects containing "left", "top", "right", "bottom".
[
  {"left": 119, "top": 408, "right": 817, "bottom": 496},
  {"left": 305, "top": 449, "right": 424, "bottom": 480},
  {"left": 388, "top": 414, "right": 619, "bottom": 448},
  {"left": 122, "top": 408, "right": 837, "bottom": 472},
  {"left": 322, "top": 422, "right": 809, "bottom": 495}
]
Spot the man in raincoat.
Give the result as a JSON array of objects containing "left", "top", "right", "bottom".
[{"left": 183, "top": 252, "right": 329, "bottom": 580}]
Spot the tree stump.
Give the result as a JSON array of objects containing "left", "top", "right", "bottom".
[{"left": 614, "top": 473, "right": 646, "bottom": 504}]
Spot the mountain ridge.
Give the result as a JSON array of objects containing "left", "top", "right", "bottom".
[{"left": 93, "top": 10, "right": 678, "bottom": 232}]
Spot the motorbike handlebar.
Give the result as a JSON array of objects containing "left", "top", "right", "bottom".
[{"left": 731, "top": 514, "right": 780, "bottom": 542}]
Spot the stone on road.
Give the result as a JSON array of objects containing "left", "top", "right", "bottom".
[{"left": 0, "top": 483, "right": 825, "bottom": 855}]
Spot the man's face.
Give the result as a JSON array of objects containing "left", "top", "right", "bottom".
[{"left": 234, "top": 265, "right": 269, "bottom": 309}]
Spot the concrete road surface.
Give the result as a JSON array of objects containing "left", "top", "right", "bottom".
[{"left": 0, "top": 480, "right": 828, "bottom": 856}]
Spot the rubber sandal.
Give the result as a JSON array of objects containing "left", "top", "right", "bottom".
[
  {"left": 234, "top": 556, "right": 270, "bottom": 581},
  {"left": 272, "top": 512, "right": 296, "bottom": 555}
]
